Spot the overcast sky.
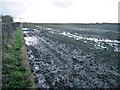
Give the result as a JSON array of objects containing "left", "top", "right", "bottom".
[{"left": 0, "top": 0, "right": 119, "bottom": 23}]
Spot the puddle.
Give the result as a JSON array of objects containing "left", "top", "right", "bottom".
[
  {"left": 24, "top": 36, "right": 38, "bottom": 46},
  {"left": 23, "top": 28, "right": 29, "bottom": 31},
  {"left": 60, "top": 31, "right": 120, "bottom": 52},
  {"left": 23, "top": 28, "right": 38, "bottom": 46},
  {"left": 46, "top": 28, "right": 53, "bottom": 31}
]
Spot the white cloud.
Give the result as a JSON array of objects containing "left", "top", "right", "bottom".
[{"left": 0, "top": 0, "right": 119, "bottom": 23}]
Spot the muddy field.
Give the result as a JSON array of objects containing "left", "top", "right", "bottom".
[{"left": 23, "top": 24, "right": 120, "bottom": 89}]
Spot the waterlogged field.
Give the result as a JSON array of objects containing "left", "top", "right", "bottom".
[{"left": 23, "top": 23, "right": 120, "bottom": 89}]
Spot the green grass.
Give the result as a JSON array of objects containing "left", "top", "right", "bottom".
[{"left": 2, "top": 28, "right": 31, "bottom": 89}]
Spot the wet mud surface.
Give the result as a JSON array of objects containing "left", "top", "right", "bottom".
[{"left": 23, "top": 25, "right": 119, "bottom": 89}]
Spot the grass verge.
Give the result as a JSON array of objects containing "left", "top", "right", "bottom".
[{"left": 2, "top": 28, "right": 33, "bottom": 89}]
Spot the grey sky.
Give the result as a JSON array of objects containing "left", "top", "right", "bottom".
[
  {"left": 0, "top": 0, "right": 29, "bottom": 18},
  {"left": 0, "top": 0, "right": 119, "bottom": 23}
]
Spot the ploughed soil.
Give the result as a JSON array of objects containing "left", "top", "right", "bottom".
[{"left": 23, "top": 26, "right": 119, "bottom": 89}]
